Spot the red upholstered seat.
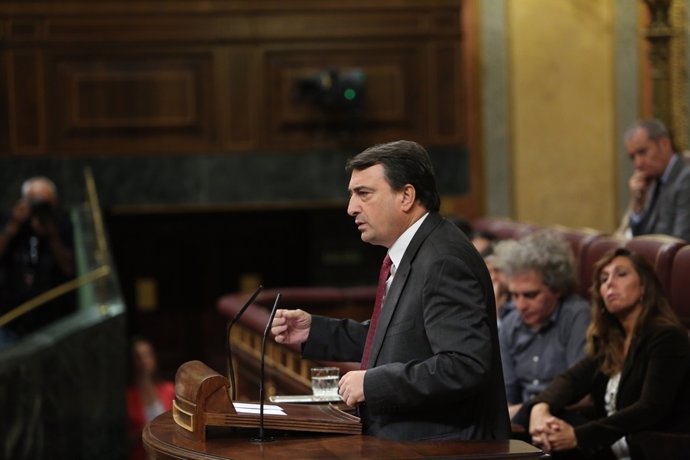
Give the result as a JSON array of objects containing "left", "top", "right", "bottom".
[
  {"left": 548, "top": 225, "right": 603, "bottom": 298},
  {"left": 624, "top": 235, "right": 687, "bottom": 296},
  {"left": 669, "top": 245, "right": 690, "bottom": 329},
  {"left": 471, "top": 217, "right": 537, "bottom": 241}
]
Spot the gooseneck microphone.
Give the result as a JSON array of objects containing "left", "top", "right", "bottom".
[
  {"left": 226, "top": 285, "right": 264, "bottom": 401},
  {"left": 252, "top": 292, "right": 281, "bottom": 443}
]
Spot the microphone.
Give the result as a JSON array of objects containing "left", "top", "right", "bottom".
[
  {"left": 251, "top": 292, "right": 281, "bottom": 443},
  {"left": 226, "top": 285, "right": 264, "bottom": 401}
]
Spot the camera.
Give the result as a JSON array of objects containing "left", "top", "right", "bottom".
[
  {"left": 293, "top": 69, "right": 366, "bottom": 111},
  {"left": 30, "top": 200, "right": 56, "bottom": 225}
]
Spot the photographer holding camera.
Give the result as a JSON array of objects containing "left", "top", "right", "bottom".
[{"left": 0, "top": 177, "right": 75, "bottom": 343}]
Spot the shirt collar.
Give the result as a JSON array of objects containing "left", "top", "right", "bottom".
[{"left": 387, "top": 212, "right": 429, "bottom": 275}]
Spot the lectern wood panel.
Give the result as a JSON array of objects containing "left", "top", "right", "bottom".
[{"left": 172, "top": 360, "right": 361, "bottom": 442}]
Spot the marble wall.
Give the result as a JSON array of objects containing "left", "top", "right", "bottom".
[{"left": 1, "top": 146, "right": 469, "bottom": 212}]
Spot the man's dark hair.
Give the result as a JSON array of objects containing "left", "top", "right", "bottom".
[{"left": 346, "top": 140, "right": 441, "bottom": 212}]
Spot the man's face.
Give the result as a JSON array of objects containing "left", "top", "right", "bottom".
[
  {"left": 347, "top": 164, "right": 407, "bottom": 248},
  {"left": 508, "top": 270, "right": 561, "bottom": 329},
  {"left": 625, "top": 127, "right": 672, "bottom": 180},
  {"left": 24, "top": 180, "right": 57, "bottom": 207}
]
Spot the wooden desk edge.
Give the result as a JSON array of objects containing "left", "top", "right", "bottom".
[{"left": 144, "top": 411, "right": 547, "bottom": 460}]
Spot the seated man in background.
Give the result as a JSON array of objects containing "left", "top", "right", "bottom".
[
  {"left": 484, "top": 249, "right": 511, "bottom": 328},
  {"left": 494, "top": 230, "right": 590, "bottom": 426},
  {"left": 0, "top": 177, "right": 75, "bottom": 342},
  {"left": 471, "top": 229, "right": 498, "bottom": 257},
  {"left": 625, "top": 118, "right": 690, "bottom": 242},
  {"left": 449, "top": 219, "right": 509, "bottom": 325}
]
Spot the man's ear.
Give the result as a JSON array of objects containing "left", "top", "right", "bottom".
[
  {"left": 659, "top": 136, "right": 673, "bottom": 153},
  {"left": 400, "top": 184, "right": 416, "bottom": 211}
]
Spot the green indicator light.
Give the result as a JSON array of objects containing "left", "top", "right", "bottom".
[{"left": 343, "top": 89, "right": 356, "bottom": 101}]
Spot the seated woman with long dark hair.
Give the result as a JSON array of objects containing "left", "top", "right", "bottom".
[{"left": 526, "top": 247, "right": 690, "bottom": 459}]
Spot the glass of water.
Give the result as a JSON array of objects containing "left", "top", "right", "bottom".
[{"left": 310, "top": 367, "right": 339, "bottom": 400}]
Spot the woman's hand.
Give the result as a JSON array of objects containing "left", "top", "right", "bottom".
[
  {"left": 529, "top": 403, "right": 553, "bottom": 452},
  {"left": 541, "top": 416, "right": 578, "bottom": 452}
]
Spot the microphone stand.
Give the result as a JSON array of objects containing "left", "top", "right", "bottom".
[
  {"left": 226, "top": 285, "right": 263, "bottom": 401},
  {"left": 251, "top": 292, "right": 281, "bottom": 443}
]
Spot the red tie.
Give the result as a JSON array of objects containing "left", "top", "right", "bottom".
[{"left": 361, "top": 254, "right": 392, "bottom": 369}]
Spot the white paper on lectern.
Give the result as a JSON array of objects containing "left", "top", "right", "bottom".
[{"left": 233, "top": 402, "right": 287, "bottom": 416}]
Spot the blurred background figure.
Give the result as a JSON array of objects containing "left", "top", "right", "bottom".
[
  {"left": 494, "top": 231, "right": 590, "bottom": 423},
  {"left": 448, "top": 215, "right": 473, "bottom": 238},
  {"left": 0, "top": 176, "right": 75, "bottom": 344},
  {"left": 484, "top": 250, "right": 511, "bottom": 328},
  {"left": 448, "top": 217, "right": 507, "bottom": 321},
  {"left": 527, "top": 248, "right": 690, "bottom": 459},
  {"left": 126, "top": 336, "right": 175, "bottom": 460},
  {"left": 624, "top": 118, "right": 690, "bottom": 242},
  {"left": 447, "top": 214, "right": 499, "bottom": 257},
  {"left": 471, "top": 229, "right": 498, "bottom": 257}
]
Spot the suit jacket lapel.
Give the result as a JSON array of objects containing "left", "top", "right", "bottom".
[
  {"left": 644, "top": 180, "right": 663, "bottom": 232},
  {"left": 367, "top": 213, "right": 443, "bottom": 366},
  {"left": 645, "top": 155, "right": 684, "bottom": 233}
]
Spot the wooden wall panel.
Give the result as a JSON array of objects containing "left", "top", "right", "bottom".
[
  {"left": 224, "top": 47, "right": 259, "bottom": 150},
  {"left": 0, "top": 0, "right": 469, "bottom": 157},
  {"left": 45, "top": 16, "right": 222, "bottom": 42},
  {"left": 254, "top": 12, "right": 442, "bottom": 39},
  {"left": 431, "top": 42, "right": 464, "bottom": 143},
  {"left": 47, "top": 51, "right": 217, "bottom": 153},
  {"left": 264, "top": 45, "right": 422, "bottom": 148},
  {"left": 7, "top": 51, "right": 45, "bottom": 153}
]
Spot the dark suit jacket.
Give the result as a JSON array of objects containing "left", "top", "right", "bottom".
[
  {"left": 302, "top": 212, "right": 511, "bottom": 441},
  {"left": 630, "top": 154, "right": 690, "bottom": 242},
  {"left": 529, "top": 324, "right": 690, "bottom": 458}
]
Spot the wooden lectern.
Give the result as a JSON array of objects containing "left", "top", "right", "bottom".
[
  {"left": 146, "top": 411, "right": 548, "bottom": 460},
  {"left": 171, "top": 360, "right": 361, "bottom": 442},
  {"left": 159, "top": 361, "right": 548, "bottom": 459}
]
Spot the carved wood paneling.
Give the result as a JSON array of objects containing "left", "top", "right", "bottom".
[
  {"left": 431, "top": 42, "right": 464, "bottom": 143},
  {"left": 7, "top": 50, "right": 45, "bottom": 153},
  {"left": 1, "top": 0, "right": 466, "bottom": 156},
  {"left": 264, "top": 44, "right": 422, "bottom": 148},
  {"left": 46, "top": 50, "right": 217, "bottom": 153},
  {"left": 224, "top": 47, "right": 259, "bottom": 150}
]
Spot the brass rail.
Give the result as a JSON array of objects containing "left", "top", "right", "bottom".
[{"left": 0, "top": 265, "right": 111, "bottom": 327}]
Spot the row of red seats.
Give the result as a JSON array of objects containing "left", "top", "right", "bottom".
[{"left": 472, "top": 217, "right": 690, "bottom": 330}]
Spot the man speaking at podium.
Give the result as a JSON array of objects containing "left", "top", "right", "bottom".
[{"left": 271, "top": 140, "right": 510, "bottom": 441}]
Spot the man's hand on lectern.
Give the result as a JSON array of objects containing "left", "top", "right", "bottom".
[
  {"left": 271, "top": 308, "right": 312, "bottom": 345},
  {"left": 339, "top": 370, "right": 365, "bottom": 406}
]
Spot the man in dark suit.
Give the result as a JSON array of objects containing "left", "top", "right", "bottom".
[
  {"left": 626, "top": 118, "right": 690, "bottom": 242},
  {"left": 271, "top": 140, "right": 510, "bottom": 441}
]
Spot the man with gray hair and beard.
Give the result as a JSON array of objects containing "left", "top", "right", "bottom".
[{"left": 494, "top": 230, "right": 590, "bottom": 428}]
